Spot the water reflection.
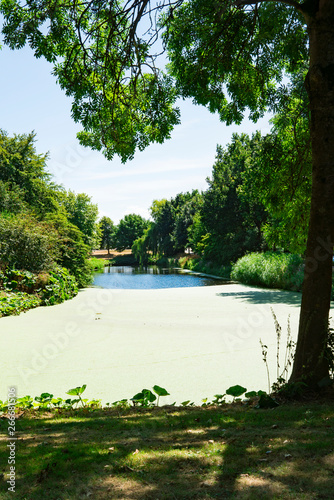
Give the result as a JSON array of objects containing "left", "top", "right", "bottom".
[{"left": 93, "top": 265, "right": 228, "bottom": 289}]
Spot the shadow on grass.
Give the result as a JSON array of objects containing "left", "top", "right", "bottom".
[
  {"left": 0, "top": 403, "right": 333, "bottom": 499},
  {"left": 216, "top": 288, "right": 301, "bottom": 307}
]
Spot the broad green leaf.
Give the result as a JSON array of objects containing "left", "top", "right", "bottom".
[
  {"left": 153, "top": 385, "right": 170, "bottom": 397},
  {"left": 66, "top": 384, "right": 87, "bottom": 396},
  {"left": 226, "top": 385, "right": 247, "bottom": 398}
]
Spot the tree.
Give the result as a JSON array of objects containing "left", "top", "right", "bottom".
[
  {"left": 0, "top": 129, "right": 96, "bottom": 286},
  {"left": 173, "top": 191, "right": 203, "bottom": 252},
  {"left": 201, "top": 134, "right": 267, "bottom": 264},
  {"left": 63, "top": 191, "right": 100, "bottom": 249},
  {"left": 239, "top": 71, "right": 311, "bottom": 254},
  {"left": 0, "top": 213, "right": 58, "bottom": 272},
  {"left": 0, "top": 129, "right": 63, "bottom": 215},
  {"left": 99, "top": 216, "right": 115, "bottom": 254},
  {"left": 114, "top": 214, "right": 149, "bottom": 251},
  {"left": 150, "top": 199, "right": 175, "bottom": 256},
  {"left": 2, "top": 0, "right": 333, "bottom": 387}
]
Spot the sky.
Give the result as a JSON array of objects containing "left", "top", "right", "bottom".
[{"left": 0, "top": 42, "right": 273, "bottom": 223}]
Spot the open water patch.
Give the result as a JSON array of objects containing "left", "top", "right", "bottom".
[{"left": 93, "top": 265, "right": 228, "bottom": 289}]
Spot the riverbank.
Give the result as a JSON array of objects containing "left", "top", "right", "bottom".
[{"left": 1, "top": 283, "right": 302, "bottom": 405}]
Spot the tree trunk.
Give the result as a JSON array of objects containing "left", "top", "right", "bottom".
[{"left": 289, "top": 1, "right": 334, "bottom": 387}]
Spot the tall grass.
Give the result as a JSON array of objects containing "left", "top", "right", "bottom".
[{"left": 231, "top": 252, "right": 304, "bottom": 291}]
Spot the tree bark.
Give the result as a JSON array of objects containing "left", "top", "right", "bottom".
[{"left": 289, "top": 1, "right": 334, "bottom": 387}]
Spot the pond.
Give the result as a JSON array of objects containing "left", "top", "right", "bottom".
[{"left": 93, "top": 265, "right": 228, "bottom": 289}]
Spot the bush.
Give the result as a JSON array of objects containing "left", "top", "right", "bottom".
[
  {"left": 46, "top": 213, "right": 93, "bottom": 287},
  {"left": 88, "top": 257, "right": 108, "bottom": 272},
  {"left": 231, "top": 252, "right": 304, "bottom": 291},
  {"left": 40, "top": 267, "right": 78, "bottom": 306},
  {"left": 0, "top": 291, "right": 41, "bottom": 317},
  {"left": 0, "top": 213, "right": 58, "bottom": 272}
]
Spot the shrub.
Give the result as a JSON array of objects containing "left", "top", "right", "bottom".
[
  {"left": 40, "top": 267, "right": 78, "bottom": 306},
  {"left": 45, "top": 213, "right": 93, "bottom": 287},
  {"left": 88, "top": 257, "right": 108, "bottom": 272},
  {"left": 231, "top": 252, "right": 304, "bottom": 291},
  {"left": 0, "top": 213, "right": 58, "bottom": 272},
  {"left": 0, "top": 291, "right": 41, "bottom": 317}
]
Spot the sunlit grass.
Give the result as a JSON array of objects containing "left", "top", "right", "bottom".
[{"left": 0, "top": 403, "right": 333, "bottom": 499}]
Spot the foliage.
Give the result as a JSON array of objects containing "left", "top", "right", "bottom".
[
  {"left": 132, "top": 191, "right": 203, "bottom": 263},
  {"left": 99, "top": 216, "right": 115, "bottom": 253},
  {"left": 66, "top": 384, "right": 88, "bottom": 408},
  {"left": 45, "top": 212, "right": 93, "bottom": 287},
  {"left": 114, "top": 214, "right": 149, "bottom": 251},
  {"left": 0, "top": 130, "right": 98, "bottom": 291},
  {"left": 0, "top": 291, "right": 41, "bottom": 317},
  {"left": 199, "top": 134, "right": 268, "bottom": 264},
  {"left": 131, "top": 385, "right": 171, "bottom": 407},
  {"left": 226, "top": 385, "right": 247, "bottom": 400},
  {"left": 0, "top": 268, "right": 48, "bottom": 294},
  {"left": 0, "top": 180, "right": 27, "bottom": 213},
  {"left": 177, "top": 256, "right": 231, "bottom": 280},
  {"left": 231, "top": 252, "right": 304, "bottom": 292},
  {"left": 88, "top": 257, "right": 108, "bottom": 272},
  {"left": 64, "top": 190, "right": 101, "bottom": 249},
  {"left": 0, "top": 130, "right": 63, "bottom": 215},
  {"left": 40, "top": 267, "right": 78, "bottom": 306},
  {"left": 0, "top": 213, "right": 58, "bottom": 272},
  {"left": 0, "top": 266, "right": 78, "bottom": 314}
]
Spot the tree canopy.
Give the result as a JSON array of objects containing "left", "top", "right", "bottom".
[
  {"left": 0, "top": 130, "right": 99, "bottom": 286},
  {"left": 114, "top": 213, "right": 149, "bottom": 250}
]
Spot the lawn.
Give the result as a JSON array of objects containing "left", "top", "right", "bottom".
[{"left": 1, "top": 401, "right": 333, "bottom": 499}]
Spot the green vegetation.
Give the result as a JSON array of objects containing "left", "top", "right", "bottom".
[
  {"left": 113, "top": 214, "right": 150, "bottom": 252},
  {"left": 0, "top": 399, "right": 333, "bottom": 499},
  {"left": 231, "top": 253, "right": 304, "bottom": 292},
  {"left": 177, "top": 257, "right": 232, "bottom": 281},
  {"left": 0, "top": 267, "right": 78, "bottom": 317},
  {"left": 0, "top": 291, "right": 41, "bottom": 317},
  {"left": 88, "top": 257, "right": 109, "bottom": 273},
  {"left": 0, "top": 130, "right": 101, "bottom": 315},
  {"left": 99, "top": 216, "right": 115, "bottom": 254}
]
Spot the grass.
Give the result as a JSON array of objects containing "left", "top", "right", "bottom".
[
  {"left": 1, "top": 402, "right": 333, "bottom": 499},
  {"left": 88, "top": 257, "right": 109, "bottom": 272},
  {"left": 231, "top": 252, "right": 304, "bottom": 292}
]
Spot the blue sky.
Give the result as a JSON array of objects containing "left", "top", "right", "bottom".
[{"left": 0, "top": 43, "right": 272, "bottom": 223}]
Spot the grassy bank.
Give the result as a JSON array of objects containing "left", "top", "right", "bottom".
[
  {"left": 0, "top": 402, "right": 333, "bottom": 499},
  {"left": 230, "top": 252, "right": 304, "bottom": 292},
  {"left": 175, "top": 256, "right": 231, "bottom": 280}
]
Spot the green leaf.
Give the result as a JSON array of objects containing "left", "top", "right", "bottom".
[
  {"left": 153, "top": 385, "right": 170, "bottom": 397},
  {"left": 142, "top": 389, "right": 156, "bottom": 403},
  {"left": 245, "top": 391, "right": 258, "bottom": 399},
  {"left": 226, "top": 385, "right": 247, "bottom": 398},
  {"left": 131, "top": 392, "right": 145, "bottom": 401},
  {"left": 66, "top": 384, "right": 87, "bottom": 396}
]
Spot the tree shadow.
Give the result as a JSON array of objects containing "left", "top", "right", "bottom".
[
  {"left": 1, "top": 404, "right": 333, "bottom": 499},
  {"left": 216, "top": 288, "right": 302, "bottom": 307}
]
